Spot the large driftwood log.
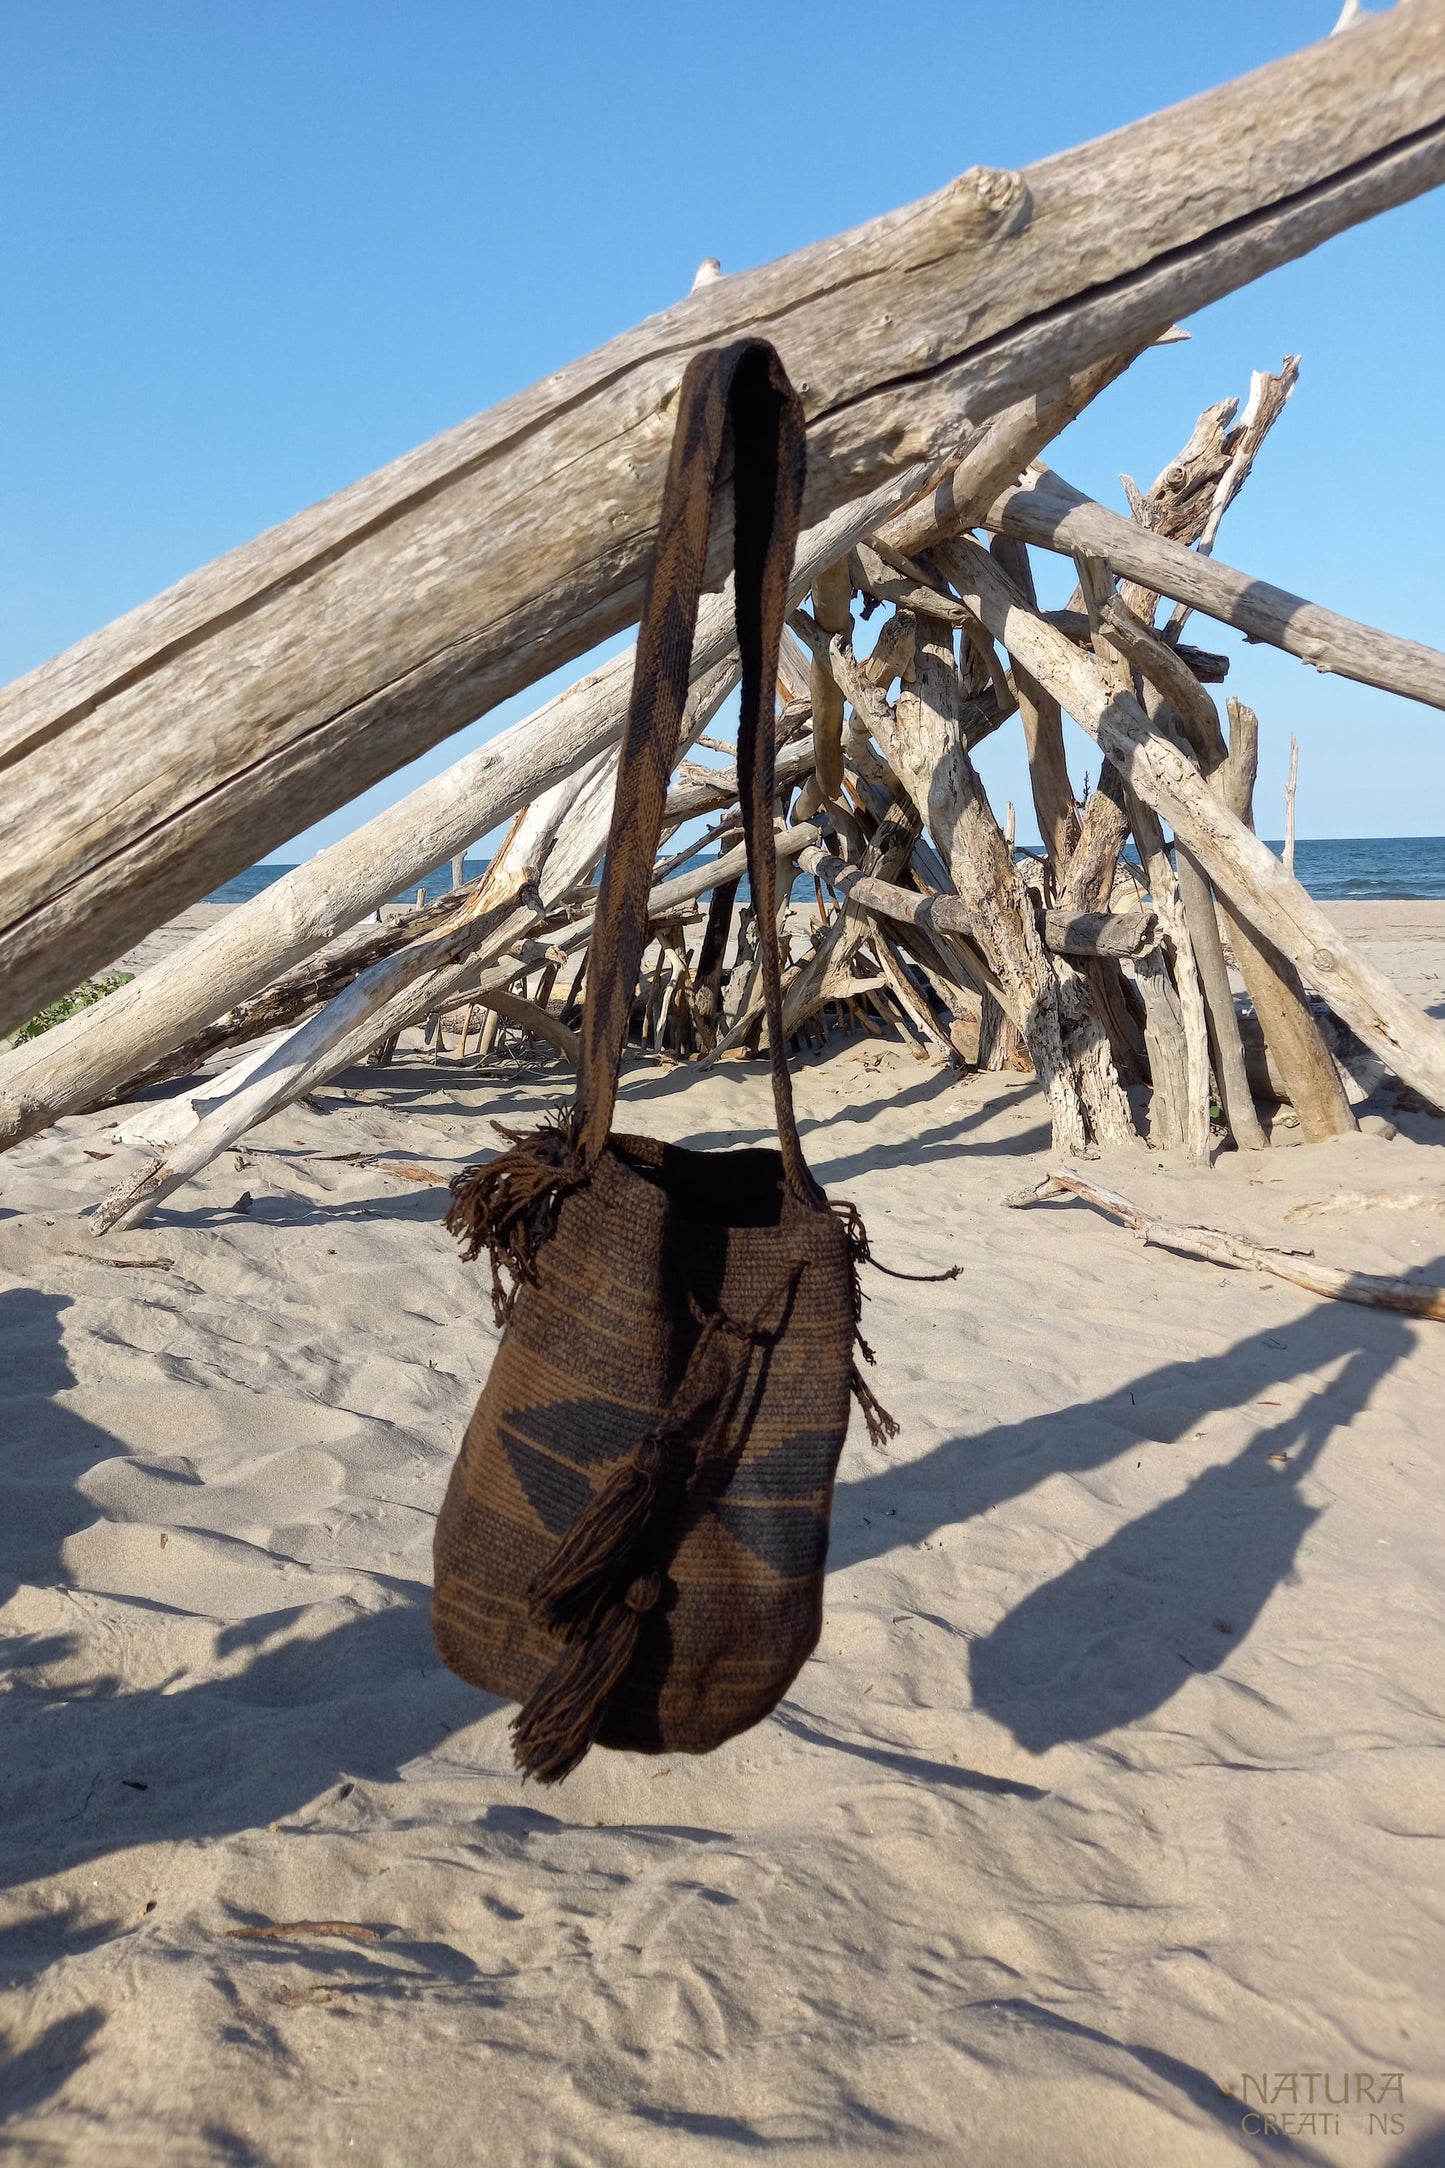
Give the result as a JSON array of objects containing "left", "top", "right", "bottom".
[
  {"left": 0, "top": 470, "right": 918, "bottom": 1148},
  {"left": 1073, "top": 558, "right": 1265, "bottom": 1153},
  {"left": 95, "top": 821, "right": 823, "bottom": 1231},
  {"left": 792, "top": 847, "right": 1155, "bottom": 960},
  {"left": 1016, "top": 1166, "right": 1445, "bottom": 1323},
  {"left": 1216, "top": 697, "right": 1356, "bottom": 1139},
  {"left": 944, "top": 536, "right": 1445, "bottom": 1114},
  {"left": 989, "top": 464, "right": 1445, "bottom": 713},
  {"left": 881, "top": 607, "right": 1132, "bottom": 1153},
  {"left": 7, "top": 3, "right": 1445, "bottom": 1034}
]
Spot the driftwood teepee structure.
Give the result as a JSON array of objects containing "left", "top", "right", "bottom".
[{"left": 3, "top": 6, "right": 1445, "bottom": 1239}]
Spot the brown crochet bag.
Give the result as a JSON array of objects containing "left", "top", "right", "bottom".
[{"left": 433, "top": 339, "right": 896, "bottom": 1783}]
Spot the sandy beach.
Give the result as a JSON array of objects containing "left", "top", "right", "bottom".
[{"left": 2, "top": 900, "right": 1444, "bottom": 2164}]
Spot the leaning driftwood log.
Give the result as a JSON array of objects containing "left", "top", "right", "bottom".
[
  {"left": 94, "top": 822, "right": 823, "bottom": 1231},
  {"left": 943, "top": 538, "right": 1445, "bottom": 1116},
  {"left": 0, "top": 465, "right": 925, "bottom": 1147},
  {"left": 1014, "top": 1167, "right": 1445, "bottom": 1324},
  {"left": 5, "top": 3, "right": 1445, "bottom": 1034},
  {"left": 1215, "top": 697, "right": 1355, "bottom": 1139},
  {"left": 988, "top": 465, "right": 1445, "bottom": 713}
]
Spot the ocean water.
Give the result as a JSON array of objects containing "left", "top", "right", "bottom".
[{"left": 206, "top": 839, "right": 1445, "bottom": 910}]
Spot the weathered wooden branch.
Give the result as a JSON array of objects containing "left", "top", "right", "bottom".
[
  {"left": 809, "top": 560, "right": 853, "bottom": 800},
  {"left": 8, "top": 3, "right": 1445, "bottom": 1033},
  {"left": 1042, "top": 612, "right": 1229, "bottom": 679},
  {"left": 1015, "top": 1166, "right": 1445, "bottom": 1323},
  {"left": 944, "top": 535, "right": 1445, "bottom": 1114},
  {"left": 0, "top": 470, "right": 913, "bottom": 1148},
  {"left": 793, "top": 843, "right": 1154, "bottom": 959},
  {"left": 1216, "top": 697, "right": 1355, "bottom": 1139},
  {"left": 470, "top": 989, "right": 580, "bottom": 1065},
  {"left": 1078, "top": 564, "right": 1265, "bottom": 1151},
  {"left": 95, "top": 821, "right": 823, "bottom": 1230},
  {"left": 885, "top": 605, "right": 1128, "bottom": 1152},
  {"left": 1161, "top": 356, "right": 1300, "bottom": 638},
  {"left": 74, "top": 890, "right": 472, "bottom": 1108},
  {"left": 988, "top": 535, "right": 1076, "bottom": 879},
  {"left": 989, "top": 464, "right": 1445, "bottom": 713}
]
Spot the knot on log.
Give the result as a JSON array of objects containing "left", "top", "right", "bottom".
[{"left": 942, "top": 166, "right": 1031, "bottom": 240}]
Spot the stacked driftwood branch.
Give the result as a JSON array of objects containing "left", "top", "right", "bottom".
[
  {"left": 2, "top": 11, "right": 1445, "bottom": 1232},
  {"left": 4, "top": 324, "right": 1445, "bottom": 1239}
]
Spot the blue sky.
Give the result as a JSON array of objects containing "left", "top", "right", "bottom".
[{"left": 3, "top": 0, "right": 1441, "bottom": 852}]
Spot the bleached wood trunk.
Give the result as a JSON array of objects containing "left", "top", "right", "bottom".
[
  {"left": 6, "top": 2, "right": 1444, "bottom": 1034},
  {"left": 96, "top": 820, "right": 823, "bottom": 1232},
  {"left": 0, "top": 469, "right": 926, "bottom": 1150},
  {"left": 988, "top": 535, "right": 1076, "bottom": 879},
  {"left": 1216, "top": 698, "right": 1355, "bottom": 1140},
  {"left": 1077, "top": 563, "right": 1266, "bottom": 1155},
  {"left": 944, "top": 536, "right": 1445, "bottom": 1115},
  {"left": 876, "top": 609, "right": 1102, "bottom": 1154}
]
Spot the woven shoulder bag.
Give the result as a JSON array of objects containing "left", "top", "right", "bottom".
[{"left": 433, "top": 338, "right": 898, "bottom": 1782}]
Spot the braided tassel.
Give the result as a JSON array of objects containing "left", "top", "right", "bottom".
[{"left": 512, "top": 1573, "right": 662, "bottom": 1784}]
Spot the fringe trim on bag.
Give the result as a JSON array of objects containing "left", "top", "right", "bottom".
[
  {"left": 831, "top": 1199, "right": 960, "bottom": 1449},
  {"left": 511, "top": 1270, "right": 803, "bottom": 1784},
  {"left": 444, "top": 1107, "right": 586, "bottom": 1326}
]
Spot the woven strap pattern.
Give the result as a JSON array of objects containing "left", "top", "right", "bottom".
[{"left": 574, "top": 341, "right": 823, "bottom": 1209}]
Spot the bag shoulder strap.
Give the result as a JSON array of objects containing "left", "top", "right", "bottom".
[{"left": 574, "top": 339, "right": 825, "bottom": 1210}]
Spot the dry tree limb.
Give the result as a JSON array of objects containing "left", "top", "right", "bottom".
[
  {"left": 1102, "top": 579, "right": 1348, "bottom": 1139},
  {"left": 74, "top": 889, "right": 475, "bottom": 1108},
  {"left": 1066, "top": 551, "right": 1214, "bottom": 1159},
  {"left": 1131, "top": 948, "right": 1191, "bottom": 1149},
  {"left": 1082, "top": 571, "right": 1266, "bottom": 1151},
  {"left": 887, "top": 604, "right": 1134, "bottom": 1150},
  {"left": 1161, "top": 355, "right": 1300, "bottom": 637},
  {"left": 94, "top": 823, "right": 823, "bottom": 1231},
  {"left": 689, "top": 878, "right": 741, "bottom": 1053},
  {"left": 792, "top": 844, "right": 1155, "bottom": 959},
  {"left": 94, "top": 886, "right": 546, "bottom": 1233},
  {"left": 809, "top": 560, "right": 853, "bottom": 800},
  {"left": 1116, "top": 392, "right": 1244, "bottom": 621},
  {"left": 1284, "top": 1190, "right": 1445, "bottom": 1224},
  {"left": 871, "top": 930, "right": 957, "bottom": 1060},
  {"left": 1216, "top": 698, "right": 1355, "bottom": 1139},
  {"left": 880, "top": 344, "right": 1164, "bottom": 561},
  {"left": 0, "top": 464, "right": 929, "bottom": 1151},
  {"left": 988, "top": 464, "right": 1445, "bottom": 714},
  {"left": 1014, "top": 1165, "right": 1445, "bottom": 1323},
  {"left": 988, "top": 534, "right": 1076, "bottom": 880},
  {"left": 1043, "top": 611, "right": 1230, "bottom": 681},
  {"left": 943, "top": 536, "right": 1445, "bottom": 1115},
  {"left": 469, "top": 990, "right": 580, "bottom": 1064}
]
